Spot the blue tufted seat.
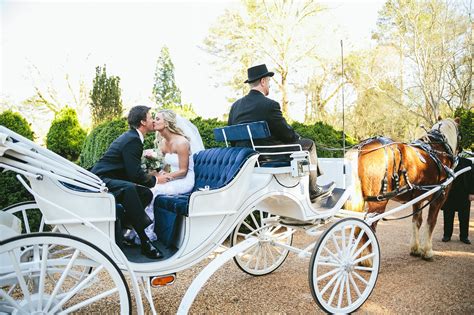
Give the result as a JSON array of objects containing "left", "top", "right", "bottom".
[{"left": 153, "top": 147, "right": 257, "bottom": 247}]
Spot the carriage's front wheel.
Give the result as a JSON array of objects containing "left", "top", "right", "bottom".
[
  {"left": 0, "top": 233, "right": 131, "bottom": 314},
  {"left": 309, "top": 218, "right": 380, "bottom": 313},
  {"left": 231, "top": 209, "right": 293, "bottom": 276}
]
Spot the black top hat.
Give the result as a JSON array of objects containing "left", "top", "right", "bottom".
[{"left": 244, "top": 64, "right": 274, "bottom": 83}]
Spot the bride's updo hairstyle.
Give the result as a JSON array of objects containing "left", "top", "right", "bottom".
[{"left": 154, "top": 109, "right": 190, "bottom": 148}]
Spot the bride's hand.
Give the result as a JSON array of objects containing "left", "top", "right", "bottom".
[{"left": 157, "top": 174, "right": 173, "bottom": 184}]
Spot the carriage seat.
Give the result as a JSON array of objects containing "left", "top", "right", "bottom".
[
  {"left": 213, "top": 121, "right": 300, "bottom": 168},
  {"left": 153, "top": 147, "right": 257, "bottom": 246}
]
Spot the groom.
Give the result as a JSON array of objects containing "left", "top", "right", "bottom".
[
  {"left": 228, "top": 64, "right": 334, "bottom": 202},
  {"left": 91, "top": 105, "right": 162, "bottom": 259}
]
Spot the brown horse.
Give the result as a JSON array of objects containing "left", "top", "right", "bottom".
[{"left": 346, "top": 118, "right": 460, "bottom": 262}]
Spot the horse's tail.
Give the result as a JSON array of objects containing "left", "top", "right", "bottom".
[{"left": 344, "top": 149, "right": 365, "bottom": 213}]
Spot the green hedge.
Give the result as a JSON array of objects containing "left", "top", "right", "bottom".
[
  {"left": 46, "top": 107, "right": 87, "bottom": 162},
  {"left": 292, "top": 121, "right": 357, "bottom": 158},
  {"left": 79, "top": 118, "right": 128, "bottom": 169},
  {"left": 455, "top": 108, "right": 473, "bottom": 151},
  {"left": 0, "top": 111, "right": 35, "bottom": 209},
  {"left": 190, "top": 117, "right": 227, "bottom": 149}
]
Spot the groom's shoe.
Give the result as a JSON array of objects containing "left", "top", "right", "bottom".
[
  {"left": 310, "top": 182, "right": 335, "bottom": 202},
  {"left": 141, "top": 240, "right": 163, "bottom": 259}
]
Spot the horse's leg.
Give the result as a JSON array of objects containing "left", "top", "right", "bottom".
[
  {"left": 410, "top": 202, "right": 424, "bottom": 257},
  {"left": 420, "top": 200, "right": 443, "bottom": 261},
  {"left": 357, "top": 201, "right": 388, "bottom": 267}
]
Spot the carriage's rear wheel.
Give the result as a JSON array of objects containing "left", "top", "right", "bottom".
[
  {"left": 5, "top": 201, "right": 56, "bottom": 233},
  {"left": 308, "top": 218, "right": 380, "bottom": 313},
  {"left": 0, "top": 233, "right": 131, "bottom": 314},
  {"left": 231, "top": 209, "right": 293, "bottom": 276}
]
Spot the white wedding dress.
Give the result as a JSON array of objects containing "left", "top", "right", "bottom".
[{"left": 127, "top": 115, "right": 204, "bottom": 243}]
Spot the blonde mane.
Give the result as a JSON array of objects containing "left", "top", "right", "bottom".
[{"left": 430, "top": 118, "right": 458, "bottom": 154}]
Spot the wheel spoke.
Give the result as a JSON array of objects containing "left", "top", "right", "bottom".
[
  {"left": 349, "top": 229, "right": 366, "bottom": 257},
  {"left": 48, "top": 265, "right": 105, "bottom": 313},
  {"left": 354, "top": 265, "right": 375, "bottom": 272},
  {"left": 317, "top": 266, "right": 341, "bottom": 282},
  {"left": 259, "top": 209, "right": 264, "bottom": 227},
  {"left": 347, "top": 225, "right": 355, "bottom": 256},
  {"left": 327, "top": 272, "right": 343, "bottom": 306},
  {"left": 37, "top": 243, "right": 50, "bottom": 311},
  {"left": 323, "top": 245, "right": 341, "bottom": 263},
  {"left": 59, "top": 287, "right": 118, "bottom": 314},
  {"left": 353, "top": 252, "right": 376, "bottom": 265},
  {"left": 250, "top": 212, "right": 260, "bottom": 230},
  {"left": 345, "top": 273, "right": 352, "bottom": 306},
  {"left": 9, "top": 251, "right": 34, "bottom": 313},
  {"left": 242, "top": 221, "right": 255, "bottom": 233},
  {"left": 337, "top": 273, "right": 346, "bottom": 309},
  {"left": 0, "top": 289, "right": 28, "bottom": 315},
  {"left": 348, "top": 272, "right": 362, "bottom": 298},
  {"left": 319, "top": 269, "right": 341, "bottom": 296},
  {"left": 44, "top": 249, "right": 80, "bottom": 312},
  {"left": 331, "top": 233, "right": 342, "bottom": 259},
  {"left": 21, "top": 210, "right": 31, "bottom": 234},
  {"left": 352, "top": 270, "right": 369, "bottom": 285},
  {"left": 352, "top": 238, "right": 372, "bottom": 261}
]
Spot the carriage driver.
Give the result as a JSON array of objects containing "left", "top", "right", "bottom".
[
  {"left": 228, "top": 64, "right": 335, "bottom": 202},
  {"left": 91, "top": 106, "right": 165, "bottom": 259}
]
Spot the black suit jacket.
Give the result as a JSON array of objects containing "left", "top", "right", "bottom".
[
  {"left": 228, "top": 90, "right": 299, "bottom": 147},
  {"left": 91, "top": 129, "right": 156, "bottom": 188},
  {"left": 442, "top": 157, "right": 474, "bottom": 211}
]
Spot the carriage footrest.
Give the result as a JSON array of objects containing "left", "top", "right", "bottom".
[{"left": 311, "top": 188, "right": 345, "bottom": 210}]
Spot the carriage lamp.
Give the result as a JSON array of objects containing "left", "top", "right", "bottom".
[
  {"left": 290, "top": 151, "right": 310, "bottom": 177},
  {"left": 151, "top": 274, "right": 176, "bottom": 287}
]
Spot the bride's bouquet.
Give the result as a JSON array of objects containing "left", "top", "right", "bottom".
[{"left": 142, "top": 148, "right": 164, "bottom": 172}]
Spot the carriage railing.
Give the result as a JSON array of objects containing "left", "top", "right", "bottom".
[
  {"left": 214, "top": 121, "right": 312, "bottom": 170},
  {"left": 0, "top": 127, "right": 105, "bottom": 192}
]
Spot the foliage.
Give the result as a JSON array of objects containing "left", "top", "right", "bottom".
[
  {"left": 190, "top": 117, "right": 227, "bottom": 149},
  {"left": 79, "top": 118, "right": 128, "bottom": 169},
  {"left": 0, "top": 110, "right": 35, "bottom": 140},
  {"left": 90, "top": 65, "right": 123, "bottom": 127},
  {"left": 0, "top": 111, "right": 35, "bottom": 209},
  {"left": 373, "top": 0, "right": 471, "bottom": 125},
  {"left": 455, "top": 108, "right": 474, "bottom": 151},
  {"left": 46, "top": 107, "right": 87, "bottom": 162},
  {"left": 152, "top": 46, "right": 182, "bottom": 108},
  {"left": 203, "top": 0, "right": 326, "bottom": 115},
  {"left": 291, "top": 121, "right": 357, "bottom": 158}
]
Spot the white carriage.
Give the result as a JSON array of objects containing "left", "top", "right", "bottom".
[{"left": 0, "top": 122, "right": 468, "bottom": 314}]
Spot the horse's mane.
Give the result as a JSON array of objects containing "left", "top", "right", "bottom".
[{"left": 429, "top": 118, "right": 458, "bottom": 154}]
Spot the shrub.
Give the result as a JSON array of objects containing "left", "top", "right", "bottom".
[
  {"left": 0, "top": 111, "right": 35, "bottom": 209},
  {"left": 291, "top": 121, "right": 357, "bottom": 158},
  {"left": 455, "top": 108, "right": 473, "bottom": 151},
  {"left": 46, "top": 107, "right": 87, "bottom": 162},
  {"left": 190, "top": 117, "right": 227, "bottom": 149},
  {"left": 79, "top": 118, "right": 128, "bottom": 169}
]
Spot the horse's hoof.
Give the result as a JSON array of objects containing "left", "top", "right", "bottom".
[
  {"left": 410, "top": 251, "right": 421, "bottom": 257},
  {"left": 421, "top": 255, "right": 434, "bottom": 262}
]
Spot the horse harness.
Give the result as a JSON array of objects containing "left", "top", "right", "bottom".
[{"left": 361, "top": 130, "right": 457, "bottom": 202}]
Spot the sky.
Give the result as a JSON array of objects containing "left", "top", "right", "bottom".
[{"left": 1, "top": 0, "right": 385, "bottom": 122}]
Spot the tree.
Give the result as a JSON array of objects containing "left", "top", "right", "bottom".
[
  {"left": 152, "top": 46, "right": 182, "bottom": 108},
  {"left": 90, "top": 65, "right": 123, "bottom": 127},
  {"left": 46, "top": 107, "right": 87, "bottom": 162},
  {"left": 203, "top": 0, "right": 326, "bottom": 116},
  {"left": 373, "top": 0, "right": 471, "bottom": 125}
]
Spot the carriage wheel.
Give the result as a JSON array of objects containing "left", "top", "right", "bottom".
[
  {"left": 308, "top": 218, "right": 380, "bottom": 313},
  {"left": 5, "top": 201, "right": 56, "bottom": 233},
  {"left": 231, "top": 209, "right": 293, "bottom": 276},
  {"left": 0, "top": 233, "right": 131, "bottom": 314}
]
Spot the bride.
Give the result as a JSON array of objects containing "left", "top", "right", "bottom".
[{"left": 134, "top": 109, "right": 204, "bottom": 243}]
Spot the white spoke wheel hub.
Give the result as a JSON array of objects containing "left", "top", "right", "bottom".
[
  {"left": 0, "top": 233, "right": 131, "bottom": 314},
  {"left": 231, "top": 209, "right": 293, "bottom": 276},
  {"left": 309, "top": 218, "right": 380, "bottom": 313}
]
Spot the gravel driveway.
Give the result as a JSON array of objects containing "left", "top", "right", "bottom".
[{"left": 146, "top": 203, "right": 474, "bottom": 314}]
